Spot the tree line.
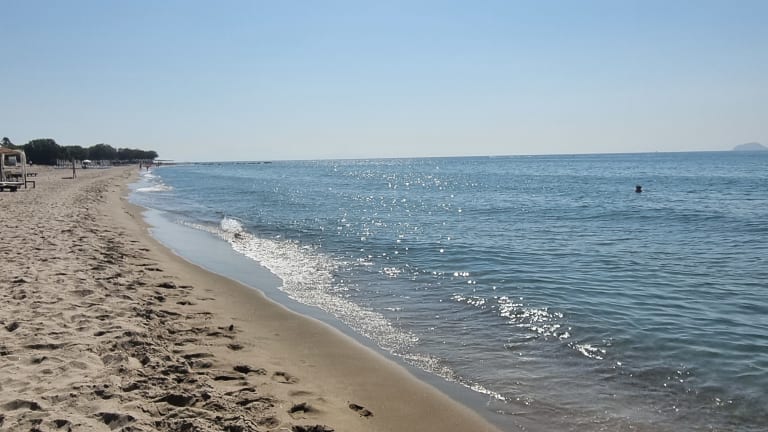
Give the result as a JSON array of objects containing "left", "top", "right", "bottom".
[{"left": 1, "top": 137, "right": 158, "bottom": 165}]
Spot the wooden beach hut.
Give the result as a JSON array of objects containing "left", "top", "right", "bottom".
[{"left": 0, "top": 147, "right": 28, "bottom": 191}]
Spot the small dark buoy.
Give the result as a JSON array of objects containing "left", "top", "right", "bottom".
[{"left": 635, "top": 185, "right": 643, "bottom": 193}]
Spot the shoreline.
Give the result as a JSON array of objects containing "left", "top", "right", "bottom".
[
  {"left": 134, "top": 190, "right": 525, "bottom": 432},
  {"left": 0, "top": 166, "right": 503, "bottom": 431}
]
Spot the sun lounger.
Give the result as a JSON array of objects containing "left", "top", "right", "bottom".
[{"left": 0, "top": 182, "right": 21, "bottom": 192}]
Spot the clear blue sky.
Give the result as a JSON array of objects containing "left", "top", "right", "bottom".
[{"left": 2, "top": 0, "right": 766, "bottom": 161}]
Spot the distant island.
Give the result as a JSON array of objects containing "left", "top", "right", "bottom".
[{"left": 733, "top": 142, "right": 767, "bottom": 151}]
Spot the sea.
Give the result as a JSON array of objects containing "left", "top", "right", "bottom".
[{"left": 130, "top": 151, "right": 767, "bottom": 432}]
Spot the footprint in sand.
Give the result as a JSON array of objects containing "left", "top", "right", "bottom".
[
  {"left": 288, "top": 402, "right": 316, "bottom": 418},
  {"left": 292, "top": 425, "right": 334, "bottom": 432},
  {"left": 155, "top": 393, "right": 196, "bottom": 407},
  {"left": 183, "top": 352, "right": 215, "bottom": 361},
  {"left": 24, "top": 343, "right": 64, "bottom": 351},
  {"left": 271, "top": 371, "right": 299, "bottom": 384},
  {"left": 288, "top": 402, "right": 317, "bottom": 417},
  {"left": 348, "top": 403, "right": 374, "bottom": 417},
  {"left": 258, "top": 416, "right": 280, "bottom": 428},
  {"left": 212, "top": 372, "right": 242, "bottom": 381},
  {"left": 52, "top": 419, "right": 73, "bottom": 431},
  {"left": 95, "top": 412, "right": 135, "bottom": 430},
  {"left": 2, "top": 399, "right": 43, "bottom": 411},
  {"left": 233, "top": 365, "right": 266, "bottom": 375},
  {"left": 234, "top": 394, "right": 276, "bottom": 409}
]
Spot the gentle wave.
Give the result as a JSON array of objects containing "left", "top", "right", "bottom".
[
  {"left": 183, "top": 216, "right": 507, "bottom": 401},
  {"left": 136, "top": 184, "right": 174, "bottom": 192},
  {"left": 135, "top": 169, "right": 173, "bottom": 192}
]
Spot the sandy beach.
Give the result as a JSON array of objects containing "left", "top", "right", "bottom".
[{"left": 0, "top": 166, "right": 500, "bottom": 431}]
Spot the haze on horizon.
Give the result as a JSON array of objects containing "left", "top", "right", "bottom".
[{"left": 2, "top": 1, "right": 766, "bottom": 162}]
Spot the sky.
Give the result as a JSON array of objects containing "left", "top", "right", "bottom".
[{"left": 2, "top": 0, "right": 767, "bottom": 161}]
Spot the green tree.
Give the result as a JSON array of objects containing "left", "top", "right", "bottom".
[
  {"left": 23, "top": 138, "right": 62, "bottom": 165},
  {"left": 63, "top": 145, "right": 88, "bottom": 161},
  {"left": 88, "top": 143, "right": 118, "bottom": 161},
  {"left": 15, "top": 138, "right": 157, "bottom": 165},
  {"left": 117, "top": 148, "right": 159, "bottom": 161},
  {"left": 1, "top": 137, "right": 14, "bottom": 148}
]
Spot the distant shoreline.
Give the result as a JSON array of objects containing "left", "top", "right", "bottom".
[{"left": 732, "top": 142, "right": 767, "bottom": 151}]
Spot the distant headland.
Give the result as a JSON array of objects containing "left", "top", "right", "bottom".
[{"left": 733, "top": 142, "right": 767, "bottom": 151}]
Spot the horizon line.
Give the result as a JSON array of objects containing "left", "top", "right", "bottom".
[{"left": 157, "top": 148, "right": 758, "bottom": 165}]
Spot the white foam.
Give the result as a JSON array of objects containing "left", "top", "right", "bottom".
[
  {"left": 185, "top": 218, "right": 418, "bottom": 354},
  {"left": 571, "top": 343, "right": 606, "bottom": 360},
  {"left": 135, "top": 170, "right": 173, "bottom": 193},
  {"left": 136, "top": 184, "right": 173, "bottom": 192},
  {"left": 219, "top": 217, "right": 244, "bottom": 233},
  {"left": 183, "top": 217, "right": 508, "bottom": 402}
]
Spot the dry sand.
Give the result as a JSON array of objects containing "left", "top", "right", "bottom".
[{"left": 0, "top": 166, "right": 501, "bottom": 432}]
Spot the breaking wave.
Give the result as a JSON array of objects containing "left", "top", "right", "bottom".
[{"left": 185, "top": 216, "right": 506, "bottom": 402}]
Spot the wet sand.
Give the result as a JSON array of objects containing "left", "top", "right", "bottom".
[{"left": 0, "top": 166, "right": 501, "bottom": 431}]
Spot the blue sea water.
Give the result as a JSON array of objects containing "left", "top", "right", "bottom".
[{"left": 131, "top": 152, "right": 768, "bottom": 431}]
